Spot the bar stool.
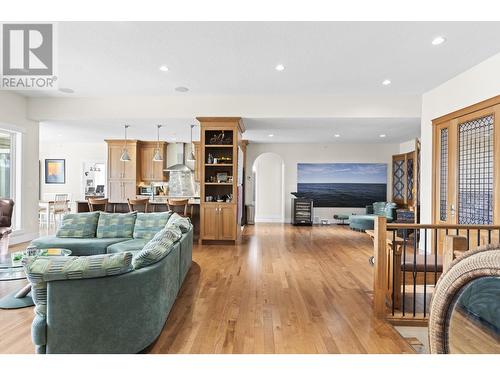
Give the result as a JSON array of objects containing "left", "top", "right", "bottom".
[
  {"left": 127, "top": 198, "right": 150, "bottom": 213},
  {"left": 167, "top": 199, "right": 190, "bottom": 217},
  {"left": 88, "top": 198, "right": 108, "bottom": 212}
]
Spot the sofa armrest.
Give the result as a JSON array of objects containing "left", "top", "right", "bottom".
[
  {"left": 178, "top": 227, "right": 193, "bottom": 286},
  {"left": 44, "top": 244, "right": 180, "bottom": 354}
]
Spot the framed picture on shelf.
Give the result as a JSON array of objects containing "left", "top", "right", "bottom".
[
  {"left": 216, "top": 172, "right": 228, "bottom": 183},
  {"left": 45, "top": 159, "right": 66, "bottom": 184}
]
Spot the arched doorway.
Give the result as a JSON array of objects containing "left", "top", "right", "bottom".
[{"left": 252, "top": 152, "right": 285, "bottom": 222}]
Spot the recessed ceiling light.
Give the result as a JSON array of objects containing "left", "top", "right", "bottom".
[
  {"left": 57, "top": 134, "right": 62, "bottom": 137},
  {"left": 175, "top": 86, "right": 189, "bottom": 92},
  {"left": 275, "top": 64, "right": 285, "bottom": 72},
  {"left": 268, "top": 134, "right": 274, "bottom": 137},
  {"left": 382, "top": 79, "right": 391, "bottom": 86},
  {"left": 431, "top": 36, "right": 446, "bottom": 46},
  {"left": 334, "top": 134, "right": 340, "bottom": 138},
  {"left": 159, "top": 65, "right": 169, "bottom": 72},
  {"left": 59, "top": 88, "right": 74, "bottom": 94},
  {"left": 379, "top": 134, "right": 387, "bottom": 138}
]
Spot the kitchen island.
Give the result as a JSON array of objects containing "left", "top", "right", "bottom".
[{"left": 75, "top": 197, "right": 201, "bottom": 239}]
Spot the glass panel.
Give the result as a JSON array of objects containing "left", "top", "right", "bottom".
[
  {"left": 439, "top": 128, "right": 448, "bottom": 221},
  {"left": 0, "top": 132, "right": 11, "bottom": 198},
  {"left": 407, "top": 158, "right": 414, "bottom": 201},
  {"left": 392, "top": 159, "right": 404, "bottom": 200},
  {"left": 458, "top": 115, "right": 494, "bottom": 225},
  {"left": 448, "top": 277, "right": 500, "bottom": 354}
]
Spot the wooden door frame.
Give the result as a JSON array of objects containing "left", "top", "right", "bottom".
[{"left": 431, "top": 95, "right": 500, "bottom": 225}]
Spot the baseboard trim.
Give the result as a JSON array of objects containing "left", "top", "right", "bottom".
[{"left": 255, "top": 217, "right": 285, "bottom": 223}]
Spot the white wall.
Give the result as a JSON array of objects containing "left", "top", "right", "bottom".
[
  {"left": 399, "top": 139, "right": 417, "bottom": 154},
  {"left": 39, "top": 142, "right": 107, "bottom": 211},
  {"left": 246, "top": 143, "right": 400, "bottom": 223},
  {"left": 420, "top": 51, "right": 500, "bottom": 225},
  {"left": 0, "top": 92, "right": 39, "bottom": 244},
  {"left": 253, "top": 153, "right": 284, "bottom": 222}
]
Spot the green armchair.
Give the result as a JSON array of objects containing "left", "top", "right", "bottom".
[{"left": 349, "top": 202, "right": 397, "bottom": 231}]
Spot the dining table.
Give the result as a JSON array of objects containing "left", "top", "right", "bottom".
[{"left": 39, "top": 200, "right": 70, "bottom": 228}]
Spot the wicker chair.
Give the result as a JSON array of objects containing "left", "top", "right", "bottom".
[
  {"left": 429, "top": 244, "right": 500, "bottom": 354},
  {"left": 0, "top": 199, "right": 14, "bottom": 257}
]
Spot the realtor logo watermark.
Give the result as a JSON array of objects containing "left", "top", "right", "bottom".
[{"left": 1, "top": 23, "right": 58, "bottom": 90}]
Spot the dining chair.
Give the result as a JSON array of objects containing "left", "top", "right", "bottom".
[
  {"left": 53, "top": 194, "right": 70, "bottom": 225},
  {"left": 127, "top": 198, "right": 150, "bottom": 213},
  {"left": 88, "top": 198, "right": 109, "bottom": 212},
  {"left": 167, "top": 198, "right": 190, "bottom": 217}
]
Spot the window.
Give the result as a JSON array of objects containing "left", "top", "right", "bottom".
[
  {"left": 0, "top": 128, "right": 21, "bottom": 230},
  {"left": 458, "top": 115, "right": 494, "bottom": 225},
  {"left": 0, "top": 131, "right": 12, "bottom": 198},
  {"left": 439, "top": 128, "right": 448, "bottom": 221}
]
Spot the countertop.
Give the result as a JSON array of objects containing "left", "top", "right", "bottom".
[{"left": 76, "top": 197, "right": 200, "bottom": 205}]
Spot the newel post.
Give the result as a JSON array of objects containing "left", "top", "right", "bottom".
[
  {"left": 442, "top": 235, "right": 468, "bottom": 273},
  {"left": 373, "top": 216, "right": 387, "bottom": 319}
]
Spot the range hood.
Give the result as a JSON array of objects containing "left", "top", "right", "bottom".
[
  {"left": 164, "top": 143, "right": 196, "bottom": 196},
  {"left": 164, "top": 143, "right": 193, "bottom": 172}
]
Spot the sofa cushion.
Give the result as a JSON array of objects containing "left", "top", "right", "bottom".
[
  {"left": 107, "top": 239, "right": 148, "bottom": 254},
  {"left": 23, "top": 252, "right": 133, "bottom": 318},
  {"left": 30, "top": 236, "right": 130, "bottom": 256},
  {"left": 97, "top": 212, "right": 137, "bottom": 238},
  {"left": 56, "top": 212, "right": 100, "bottom": 238},
  {"left": 167, "top": 212, "right": 192, "bottom": 233},
  {"left": 132, "top": 225, "right": 182, "bottom": 269},
  {"left": 133, "top": 212, "right": 173, "bottom": 240}
]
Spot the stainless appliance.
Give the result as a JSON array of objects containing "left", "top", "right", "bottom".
[{"left": 139, "top": 186, "right": 163, "bottom": 195}]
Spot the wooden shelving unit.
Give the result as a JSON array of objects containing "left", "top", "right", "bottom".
[{"left": 198, "top": 117, "right": 245, "bottom": 243}]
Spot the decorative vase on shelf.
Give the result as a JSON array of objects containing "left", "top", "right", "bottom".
[{"left": 207, "top": 153, "right": 214, "bottom": 164}]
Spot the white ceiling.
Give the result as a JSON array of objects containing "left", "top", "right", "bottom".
[
  {"left": 244, "top": 118, "right": 420, "bottom": 143},
  {"left": 23, "top": 21, "right": 500, "bottom": 97},
  {"left": 40, "top": 117, "right": 420, "bottom": 144}
]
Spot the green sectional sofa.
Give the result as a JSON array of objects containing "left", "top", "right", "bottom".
[
  {"left": 349, "top": 202, "right": 397, "bottom": 231},
  {"left": 26, "top": 211, "right": 193, "bottom": 354}
]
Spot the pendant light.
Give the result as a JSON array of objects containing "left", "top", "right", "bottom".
[
  {"left": 153, "top": 124, "right": 163, "bottom": 162},
  {"left": 120, "top": 125, "right": 131, "bottom": 162},
  {"left": 187, "top": 124, "right": 196, "bottom": 161}
]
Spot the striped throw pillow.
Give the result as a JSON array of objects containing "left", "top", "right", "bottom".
[
  {"left": 23, "top": 253, "right": 133, "bottom": 318},
  {"left": 132, "top": 225, "right": 182, "bottom": 269},
  {"left": 166, "top": 212, "right": 192, "bottom": 233}
]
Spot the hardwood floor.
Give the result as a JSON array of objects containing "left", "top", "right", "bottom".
[{"left": 0, "top": 224, "right": 413, "bottom": 354}]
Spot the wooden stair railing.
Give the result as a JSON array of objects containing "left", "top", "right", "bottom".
[{"left": 372, "top": 216, "right": 500, "bottom": 325}]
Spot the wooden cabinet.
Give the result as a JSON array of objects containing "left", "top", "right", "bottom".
[
  {"left": 108, "top": 180, "right": 137, "bottom": 203},
  {"left": 219, "top": 205, "right": 236, "bottom": 240},
  {"left": 106, "top": 140, "right": 168, "bottom": 203},
  {"left": 193, "top": 141, "right": 201, "bottom": 182},
  {"left": 106, "top": 140, "right": 139, "bottom": 203},
  {"left": 201, "top": 205, "right": 219, "bottom": 240},
  {"left": 200, "top": 204, "right": 236, "bottom": 240},
  {"left": 108, "top": 180, "right": 123, "bottom": 203},
  {"left": 139, "top": 141, "right": 166, "bottom": 182},
  {"left": 198, "top": 117, "right": 245, "bottom": 243}
]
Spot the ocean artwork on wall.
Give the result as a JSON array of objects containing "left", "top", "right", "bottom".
[{"left": 297, "top": 163, "right": 387, "bottom": 207}]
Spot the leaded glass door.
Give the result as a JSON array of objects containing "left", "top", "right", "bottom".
[{"left": 433, "top": 103, "right": 500, "bottom": 243}]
